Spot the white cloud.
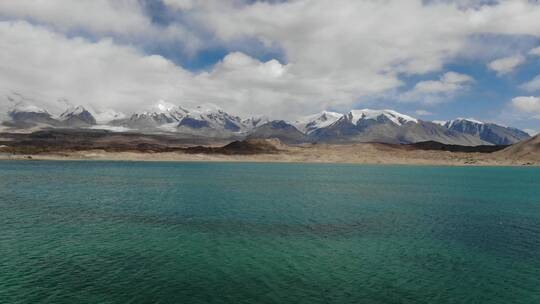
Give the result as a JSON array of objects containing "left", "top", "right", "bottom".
[
  {"left": 0, "top": 21, "right": 192, "bottom": 116},
  {"left": 510, "top": 96, "right": 540, "bottom": 121},
  {"left": 530, "top": 46, "right": 540, "bottom": 57},
  {"left": 521, "top": 75, "right": 540, "bottom": 92},
  {"left": 0, "top": 21, "right": 377, "bottom": 119},
  {"left": 400, "top": 72, "right": 474, "bottom": 104},
  {"left": 2, "top": 1, "right": 540, "bottom": 119},
  {"left": 524, "top": 129, "right": 538, "bottom": 136},
  {"left": 0, "top": 0, "right": 204, "bottom": 55},
  {"left": 190, "top": 0, "right": 540, "bottom": 72},
  {"left": 0, "top": 0, "right": 150, "bottom": 35},
  {"left": 415, "top": 109, "right": 434, "bottom": 116},
  {"left": 163, "top": 0, "right": 195, "bottom": 11},
  {"left": 487, "top": 54, "right": 526, "bottom": 76},
  {"left": 510, "top": 96, "right": 540, "bottom": 113},
  {"left": 178, "top": 0, "right": 540, "bottom": 109}
]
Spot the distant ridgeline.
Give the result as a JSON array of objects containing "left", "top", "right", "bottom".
[{"left": 1, "top": 104, "right": 531, "bottom": 146}]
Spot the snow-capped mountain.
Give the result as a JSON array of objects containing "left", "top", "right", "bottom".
[
  {"left": 249, "top": 109, "right": 479, "bottom": 145},
  {"left": 3, "top": 104, "right": 97, "bottom": 129},
  {"left": 346, "top": 109, "right": 418, "bottom": 126},
  {"left": 309, "top": 109, "right": 488, "bottom": 145},
  {"left": 59, "top": 105, "right": 97, "bottom": 127},
  {"left": 177, "top": 104, "right": 246, "bottom": 133},
  {"left": 437, "top": 118, "right": 530, "bottom": 145},
  {"left": 243, "top": 116, "right": 270, "bottom": 129},
  {"left": 111, "top": 103, "right": 248, "bottom": 137},
  {"left": 1, "top": 103, "right": 532, "bottom": 146},
  {"left": 111, "top": 102, "right": 189, "bottom": 130},
  {"left": 293, "top": 111, "right": 343, "bottom": 134},
  {"left": 4, "top": 105, "right": 58, "bottom": 128}
]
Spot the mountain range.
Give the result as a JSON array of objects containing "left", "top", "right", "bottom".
[
  {"left": 1, "top": 103, "right": 531, "bottom": 146},
  {"left": 3, "top": 105, "right": 97, "bottom": 129}
]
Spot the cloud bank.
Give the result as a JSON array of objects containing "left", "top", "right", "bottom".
[{"left": 1, "top": 0, "right": 540, "bottom": 120}]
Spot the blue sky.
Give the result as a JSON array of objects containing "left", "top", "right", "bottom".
[{"left": 1, "top": 0, "right": 540, "bottom": 132}]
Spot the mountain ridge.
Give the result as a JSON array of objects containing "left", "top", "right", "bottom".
[{"left": 1, "top": 104, "right": 531, "bottom": 146}]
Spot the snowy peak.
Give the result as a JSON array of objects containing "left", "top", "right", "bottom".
[
  {"left": 123, "top": 102, "right": 190, "bottom": 128},
  {"left": 5, "top": 104, "right": 56, "bottom": 128},
  {"left": 117, "top": 102, "right": 246, "bottom": 133},
  {"left": 58, "top": 105, "right": 96, "bottom": 126},
  {"left": 1, "top": 103, "right": 532, "bottom": 145},
  {"left": 139, "top": 101, "right": 189, "bottom": 121},
  {"left": 346, "top": 109, "right": 418, "bottom": 126},
  {"left": 294, "top": 111, "right": 343, "bottom": 134},
  {"left": 134, "top": 107, "right": 188, "bottom": 122},
  {"left": 432, "top": 120, "right": 447, "bottom": 126},
  {"left": 60, "top": 105, "right": 87, "bottom": 118},
  {"left": 243, "top": 116, "right": 270, "bottom": 129},
  {"left": 178, "top": 104, "right": 245, "bottom": 132},
  {"left": 9, "top": 104, "right": 49, "bottom": 115},
  {"left": 440, "top": 118, "right": 530, "bottom": 145},
  {"left": 445, "top": 118, "right": 484, "bottom": 128},
  {"left": 153, "top": 100, "right": 186, "bottom": 114}
]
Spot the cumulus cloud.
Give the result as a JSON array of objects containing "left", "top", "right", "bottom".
[
  {"left": 0, "top": 0, "right": 150, "bottom": 35},
  {"left": 530, "top": 46, "right": 540, "bottom": 56},
  {"left": 400, "top": 72, "right": 474, "bottom": 104},
  {"left": 0, "top": 21, "right": 372, "bottom": 119},
  {"left": 521, "top": 75, "right": 540, "bottom": 92},
  {"left": 487, "top": 54, "right": 526, "bottom": 76},
  {"left": 0, "top": 21, "right": 192, "bottom": 115},
  {"left": 163, "top": 0, "right": 195, "bottom": 10},
  {"left": 188, "top": 0, "right": 540, "bottom": 74},
  {"left": 510, "top": 96, "right": 540, "bottom": 119},
  {"left": 511, "top": 96, "right": 540, "bottom": 112},
  {"left": 0, "top": 0, "right": 204, "bottom": 54},
  {"left": 521, "top": 47, "right": 540, "bottom": 92},
  {"left": 415, "top": 109, "right": 434, "bottom": 116}
]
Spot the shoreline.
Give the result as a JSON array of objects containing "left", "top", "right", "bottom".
[
  {"left": 2, "top": 129, "right": 537, "bottom": 167},
  {"left": 1, "top": 149, "right": 537, "bottom": 167}
]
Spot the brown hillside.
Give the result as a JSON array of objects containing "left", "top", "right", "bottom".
[{"left": 495, "top": 135, "right": 540, "bottom": 162}]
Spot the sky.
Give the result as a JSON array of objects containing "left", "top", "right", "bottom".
[{"left": 1, "top": 0, "right": 540, "bottom": 132}]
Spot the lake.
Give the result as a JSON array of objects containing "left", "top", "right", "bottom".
[{"left": 1, "top": 161, "right": 539, "bottom": 303}]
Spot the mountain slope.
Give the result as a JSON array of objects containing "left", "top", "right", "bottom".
[
  {"left": 248, "top": 120, "right": 309, "bottom": 144},
  {"left": 293, "top": 111, "right": 342, "bottom": 134},
  {"left": 3, "top": 105, "right": 58, "bottom": 128},
  {"left": 495, "top": 134, "right": 540, "bottom": 162},
  {"left": 243, "top": 116, "right": 270, "bottom": 129},
  {"left": 440, "top": 118, "right": 530, "bottom": 145},
  {"left": 59, "top": 106, "right": 97, "bottom": 127},
  {"left": 177, "top": 105, "right": 246, "bottom": 134},
  {"left": 111, "top": 103, "right": 189, "bottom": 130},
  {"left": 112, "top": 103, "right": 246, "bottom": 137},
  {"left": 0, "top": 104, "right": 533, "bottom": 147},
  {"left": 310, "top": 109, "right": 486, "bottom": 145}
]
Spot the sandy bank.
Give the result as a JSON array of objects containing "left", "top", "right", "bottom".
[{"left": 1, "top": 143, "right": 537, "bottom": 166}]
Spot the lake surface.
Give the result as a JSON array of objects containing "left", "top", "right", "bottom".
[{"left": 1, "top": 160, "right": 539, "bottom": 304}]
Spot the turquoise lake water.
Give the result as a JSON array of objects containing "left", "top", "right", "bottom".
[{"left": 1, "top": 160, "right": 539, "bottom": 303}]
